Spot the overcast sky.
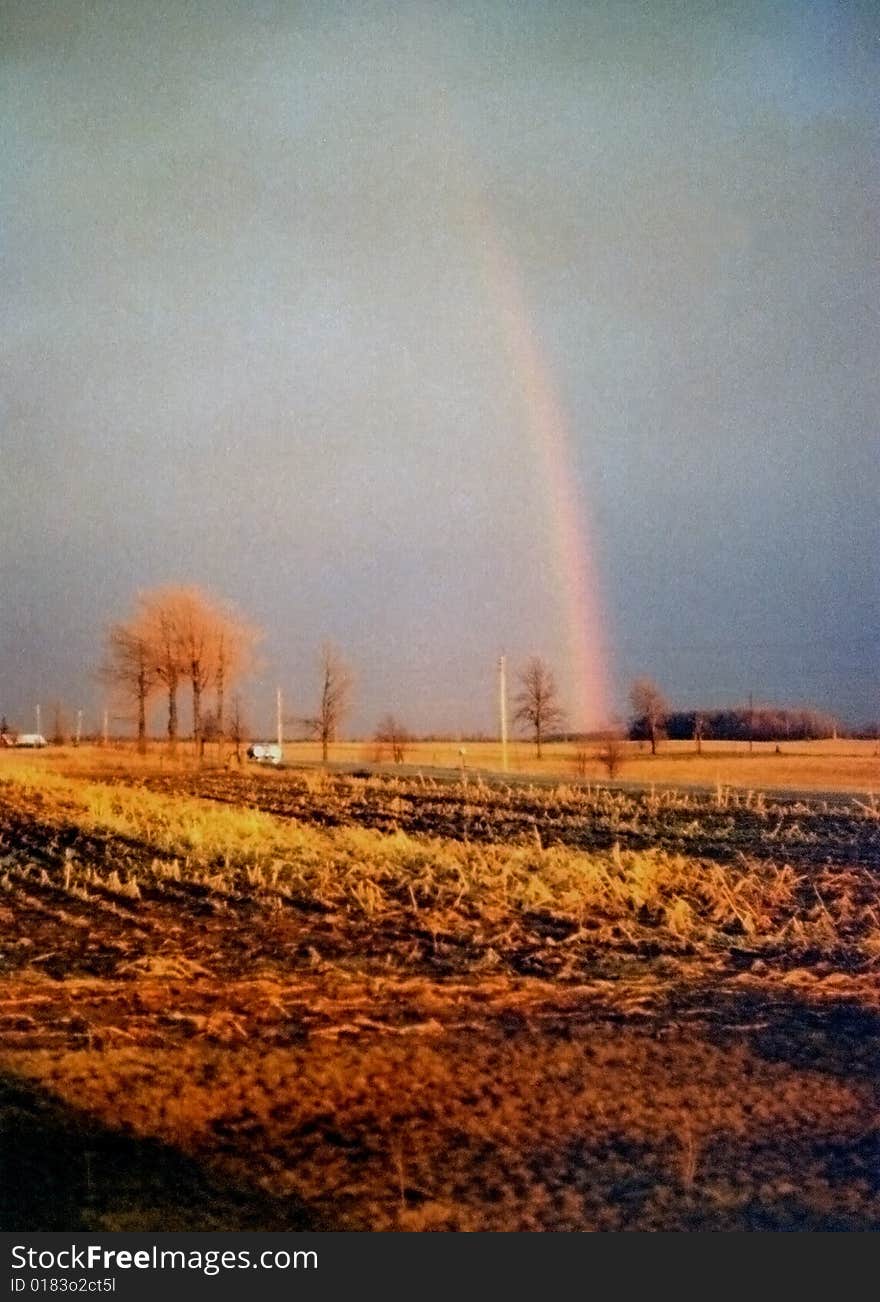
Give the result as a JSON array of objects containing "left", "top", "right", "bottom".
[{"left": 2, "top": 0, "right": 877, "bottom": 736}]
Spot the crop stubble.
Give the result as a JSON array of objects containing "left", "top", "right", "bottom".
[{"left": 0, "top": 761, "right": 878, "bottom": 1230}]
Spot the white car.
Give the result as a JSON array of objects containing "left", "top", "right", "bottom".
[{"left": 246, "top": 742, "right": 282, "bottom": 765}]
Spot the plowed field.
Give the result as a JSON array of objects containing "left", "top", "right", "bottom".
[{"left": 1, "top": 759, "right": 878, "bottom": 1231}]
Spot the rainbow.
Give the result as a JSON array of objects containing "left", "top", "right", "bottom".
[
  {"left": 429, "top": 87, "right": 613, "bottom": 730},
  {"left": 475, "top": 209, "right": 612, "bottom": 731}
]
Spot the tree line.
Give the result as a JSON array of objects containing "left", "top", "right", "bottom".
[
  {"left": 97, "top": 588, "right": 575, "bottom": 762},
  {"left": 626, "top": 680, "right": 845, "bottom": 749},
  {"left": 98, "top": 587, "right": 357, "bottom": 761},
  {"left": 1, "top": 583, "right": 849, "bottom": 759},
  {"left": 100, "top": 586, "right": 260, "bottom": 755}
]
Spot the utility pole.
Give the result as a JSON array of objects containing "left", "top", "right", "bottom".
[
  {"left": 75, "top": 710, "right": 82, "bottom": 747},
  {"left": 102, "top": 707, "right": 109, "bottom": 747},
  {"left": 276, "top": 687, "right": 283, "bottom": 754},
  {"left": 498, "top": 655, "right": 509, "bottom": 772},
  {"left": 35, "top": 703, "right": 41, "bottom": 737}
]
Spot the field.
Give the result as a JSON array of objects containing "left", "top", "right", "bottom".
[
  {"left": 287, "top": 736, "right": 880, "bottom": 790},
  {"left": 40, "top": 735, "right": 880, "bottom": 792},
  {"left": 1, "top": 745, "right": 879, "bottom": 1231}
]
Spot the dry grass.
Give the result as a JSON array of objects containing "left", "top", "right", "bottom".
[
  {"left": 2, "top": 757, "right": 879, "bottom": 1231},
  {"left": 274, "top": 734, "right": 879, "bottom": 791},
  {"left": 290, "top": 736, "right": 880, "bottom": 792},
  {"left": 8, "top": 738, "right": 877, "bottom": 792},
  {"left": 2, "top": 763, "right": 878, "bottom": 967}
]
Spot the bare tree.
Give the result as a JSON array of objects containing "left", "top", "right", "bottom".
[
  {"left": 213, "top": 611, "right": 261, "bottom": 750},
  {"left": 99, "top": 624, "right": 158, "bottom": 754},
  {"left": 305, "top": 643, "right": 353, "bottom": 763},
  {"left": 214, "top": 629, "right": 231, "bottom": 748},
  {"left": 375, "top": 714, "right": 410, "bottom": 764},
  {"left": 104, "top": 586, "right": 261, "bottom": 756},
  {"left": 693, "top": 710, "right": 708, "bottom": 756},
  {"left": 135, "top": 593, "right": 184, "bottom": 753},
  {"left": 598, "top": 726, "right": 626, "bottom": 779},
  {"left": 228, "top": 694, "right": 248, "bottom": 765},
  {"left": 513, "top": 656, "right": 565, "bottom": 759},
  {"left": 629, "top": 677, "right": 668, "bottom": 756},
  {"left": 172, "top": 588, "right": 216, "bottom": 754}
]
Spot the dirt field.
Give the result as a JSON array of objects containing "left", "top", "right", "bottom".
[{"left": 1, "top": 750, "right": 879, "bottom": 1231}]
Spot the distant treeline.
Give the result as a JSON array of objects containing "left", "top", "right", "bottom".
[{"left": 631, "top": 706, "right": 843, "bottom": 743}]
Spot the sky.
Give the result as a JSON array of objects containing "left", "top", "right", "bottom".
[{"left": 2, "top": 0, "right": 878, "bottom": 738}]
